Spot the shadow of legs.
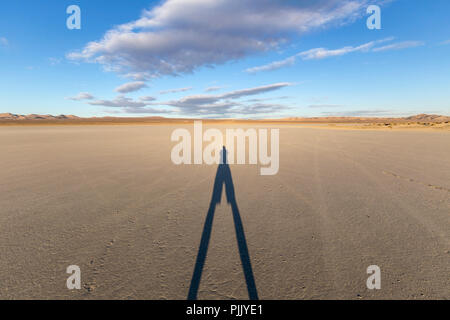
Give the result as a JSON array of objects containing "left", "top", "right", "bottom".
[{"left": 188, "top": 147, "right": 258, "bottom": 300}]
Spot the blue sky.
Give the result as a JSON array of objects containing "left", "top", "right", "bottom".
[{"left": 0, "top": 0, "right": 449, "bottom": 118}]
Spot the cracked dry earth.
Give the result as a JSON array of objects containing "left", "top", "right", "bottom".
[{"left": 0, "top": 124, "right": 448, "bottom": 299}]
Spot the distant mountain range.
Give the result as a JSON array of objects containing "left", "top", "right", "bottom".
[
  {"left": 0, "top": 113, "right": 80, "bottom": 120},
  {"left": 0, "top": 113, "right": 449, "bottom": 123},
  {"left": 279, "top": 114, "right": 450, "bottom": 123},
  {"left": 403, "top": 114, "right": 450, "bottom": 122}
]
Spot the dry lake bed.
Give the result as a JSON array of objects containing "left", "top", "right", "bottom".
[{"left": 0, "top": 124, "right": 448, "bottom": 299}]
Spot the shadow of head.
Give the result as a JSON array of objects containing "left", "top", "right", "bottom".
[
  {"left": 213, "top": 146, "right": 235, "bottom": 205},
  {"left": 219, "top": 146, "right": 227, "bottom": 165}
]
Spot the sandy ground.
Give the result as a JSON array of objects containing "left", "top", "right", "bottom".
[{"left": 0, "top": 124, "right": 448, "bottom": 300}]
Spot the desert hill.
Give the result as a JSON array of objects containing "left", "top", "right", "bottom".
[
  {"left": 0, "top": 113, "right": 448, "bottom": 126},
  {"left": 280, "top": 114, "right": 450, "bottom": 123},
  {"left": 403, "top": 114, "right": 450, "bottom": 122},
  {"left": 0, "top": 113, "right": 80, "bottom": 120}
]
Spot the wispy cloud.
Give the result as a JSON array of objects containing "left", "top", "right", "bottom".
[
  {"left": 204, "top": 86, "right": 224, "bottom": 93},
  {"left": 123, "top": 72, "right": 154, "bottom": 81},
  {"left": 246, "top": 37, "right": 394, "bottom": 72},
  {"left": 122, "top": 107, "right": 171, "bottom": 114},
  {"left": 49, "top": 57, "right": 62, "bottom": 66},
  {"left": 67, "top": 92, "right": 95, "bottom": 101},
  {"left": 68, "top": 0, "right": 380, "bottom": 78},
  {"left": 246, "top": 56, "right": 297, "bottom": 73},
  {"left": 89, "top": 95, "right": 149, "bottom": 108},
  {"left": 155, "top": 82, "right": 293, "bottom": 117},
  {"left": 246, "top": 96, "right": 290, "bottom": 103},
  {"left": 372, "top": 41, "right": 424, "bottom": 52},
  {"left": 90, "top": 82, "right": 293, "bottom": 117},
  {"left": 165, "top": 83, "right": 292, "bottom": 108},
  {"left": 321, "top": 109, "right": 393, "bottom": 117},
  {"left": 309, "top": 104, "right": 343, "bottom": 108},
  {"left": 139, "top": 96, "right": 156, "bottom": 102},
  {"left": 90, "top": 95, "right": 169, "bottom": 114},
  {"left": 0, "top": 37, "right": 8, "bottom": 46},
  {"left": 245, "top": 37, "right": 425, "bottom": 73},
  {"left": 159, "top": 87, "right": 192, "bottom": 95},
  {"left": 299, "top": 38, "right": 394, "bottom": 60},
  {"left": 115, "top": 81, "right": 147, "bottom": 93},
  {"left": 440, "top": 40, "right": 450, "bottom": 45}
]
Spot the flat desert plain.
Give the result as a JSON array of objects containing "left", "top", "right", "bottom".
[{"left": 0, "top": 123, "right": 449, "bottom": 299}]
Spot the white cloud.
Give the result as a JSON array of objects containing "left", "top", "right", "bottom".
[
  {"left": 246, "top": 38, "right": 393, "bottom": 72},
  {"left": 309, "top": 104, "right": 343, "bottom": 108},
  {"left": 301, "top": 44, "right": 369, "bottom": 60},
  {"left": 68, "top": 0, "right": 377, "bottom": 78},
  {"left": 122, "top": 107, "right": 171, "bottom": 114},
  {"left": 246, "top": 56, "right": 297, "bottom": 73},
  {"left": 156, "top": 82, "right": 293, "bottom": 116},
  {"left": 115, "top": 81, "right": 147, "bottom": 93},
  {"left": 440, "top": 40, "right": 450, "bottom": 45},
  {"left": 159, "top": 87, "right": 192, "bottom": 94},
  {"left": 165, "top": 82, "right": 293, "bottom": 108},
  {"left": 245, "top": 37, "right": 426, "bottom": 72},
  {"left": 299, "top": 37, "right": 394, "bottom": 60},
  {"left": 372, "top": 41, "right": 425, "bottom": 52},
  {"left": 204, "top": 86, "right": 223, "bottom": 92},
  {"left": 67, "top": 92, "right": 95, "bottom": 101},
  {"left": 123, "top": 72, "right": 154, "bottom": 81},
  {"left": 89, "top": 82, "right": 293, "bottom": 117},
  {"left": 139, "top": 96, "right": 156, "bottom": 102},
  {"left": 89, "top": 95, "right": 149, "bottom": 108}
]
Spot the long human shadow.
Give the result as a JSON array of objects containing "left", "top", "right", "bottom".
[{"left": 188, "top": 147, "right": 259, "bottom": 300}]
